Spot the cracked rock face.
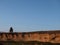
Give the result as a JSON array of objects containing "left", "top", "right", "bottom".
[{"left": 0, "top": 30, "right": 60, "bottom": 43}]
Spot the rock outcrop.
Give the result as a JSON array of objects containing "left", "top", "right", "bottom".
[{"left": 0, "top": 30, "right": 60, "bottom": 43}]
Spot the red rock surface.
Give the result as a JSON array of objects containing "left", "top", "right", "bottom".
[{"left": 0, "top": 30, "right": 60, "bottom": 43}]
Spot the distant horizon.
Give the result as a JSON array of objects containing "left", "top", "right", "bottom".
[
  {"left": 0, "top": 29, "right": 60, "bottom": 32},
  {"left": 0, "top": 27, "right": 60, "bottom": 32}
]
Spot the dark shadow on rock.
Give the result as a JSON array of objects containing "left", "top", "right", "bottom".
[{"left": 0, "top": 43, "right": 3, "bottom": 45}]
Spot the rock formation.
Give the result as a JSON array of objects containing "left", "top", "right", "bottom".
[{"left": 0, "top": 30, "right": 60, "bottom": 43}]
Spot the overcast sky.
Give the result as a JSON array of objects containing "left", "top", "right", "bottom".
[{"left": 0, "top": 0, "right": 60, "bottom": 32}]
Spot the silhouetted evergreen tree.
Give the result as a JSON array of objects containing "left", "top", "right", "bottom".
[{"left": 9, "top": 27, "right": 13, "bottom": 33}]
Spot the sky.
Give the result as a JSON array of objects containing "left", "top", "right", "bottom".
[{"left": 0, "top": 0, "right": 60, "bottom": 32}]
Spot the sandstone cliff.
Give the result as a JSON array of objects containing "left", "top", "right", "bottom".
[{"left": 0, "top": 30, "right": 60, "bottom": 43}]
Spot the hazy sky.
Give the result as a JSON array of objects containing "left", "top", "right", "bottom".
[{"left": 0, "top": 0, "right": 60, "bottom": 32}]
